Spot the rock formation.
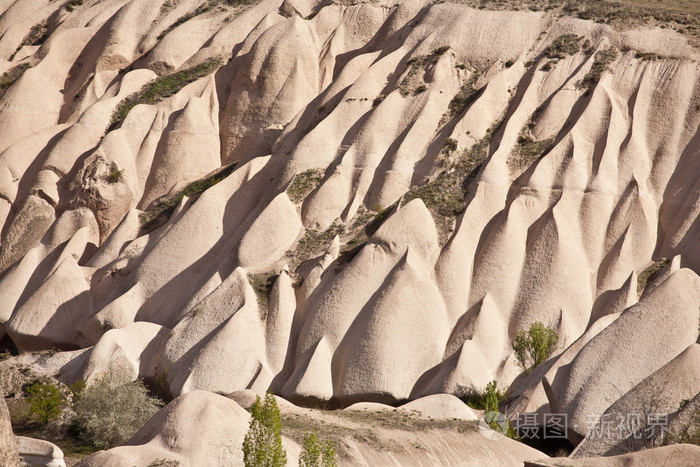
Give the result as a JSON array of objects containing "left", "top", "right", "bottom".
[{"left": 0, "top": 0, "right": 699, "bottom": 464}]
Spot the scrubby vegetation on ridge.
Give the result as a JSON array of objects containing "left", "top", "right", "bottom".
[
  {"left": 454, "top": 0, "right": 700, "bottom": 47},
  {"left": 404, "top": 132, "right": 490, "bottom": 243},
  {"left": 637, "top": 257, "right": 670, "bottom": 295},
  {"left": 108, "top": 57, "right": 223, "bottom": 132},
  {"left": 159, "top": 0, "right": 261, "bottom": 39},
  {"left": 139, "top": 163, "right": 237, "bottom": 232},
  {"left": 10, "top": 21, "right": 49, "bottom": 60},
  {"left": 580, "top": 46, "right": 619, "bottom": 91},
  {"left": 249, "top": 272, "right": 279, "bottom": 316},
  {"left": 0, "top": 63, "right": 31, "bottom": 99}
]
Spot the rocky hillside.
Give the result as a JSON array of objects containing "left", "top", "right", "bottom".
[{"left": 1, "top": 0, "right": 700, "bottom": 464}]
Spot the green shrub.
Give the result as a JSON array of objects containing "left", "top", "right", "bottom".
[
  {"left": 299, "top": 432, "right": 336, "bottom": 467},
  {"left": 484, "top": 380, "right": 499, "bottom": 414},
  {"left": 243, "top": 393, "right": 287, "bottom": 467},
  {"left": 72, "top": 374, "right": 163, "bottom": 449},
  {"left": 26, "top": 381, "right": 64, "bottom": 425},
  {"left": 481, "top": 380, "right": 518, "bottom": 439},
  {"left": 105, "top": 163, "right": 123, "bottom": 183},
  {"left": 512, "top": 322, "right": 559, "bottom": 372}
]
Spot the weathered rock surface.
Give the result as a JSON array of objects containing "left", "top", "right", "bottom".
[
  {"left": 0, "top": 0, "right": 699, "bottom": 462},
  {"left": 0, "top": 393, "right": 19, "bottom": 467}
]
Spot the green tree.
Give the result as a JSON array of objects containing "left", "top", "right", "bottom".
[
  {"left": 482, "top": 380, "right": 518, "bottom": 440},
  {"left": 299, "top": 432, "right": 336, "bottom": 467},
  {"left": 484, "top": 380, "right": 499, "bottom": 415},
  {"left": 242, "top": 393, "right": 287, "bottom": 467},
  {"left": 512, "top": 321, "right": 559, "bottom": 372},
  {"left": 26, "top": 381, "right": 64, "bottom": 425}
]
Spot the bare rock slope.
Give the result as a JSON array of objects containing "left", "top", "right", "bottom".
[{"left": 1, "top": 0, "right": 700, "bottom": 462}]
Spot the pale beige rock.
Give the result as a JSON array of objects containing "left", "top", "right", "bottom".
[
  {"left": 17, "top": 436, "right": 65, "bottom": 467},
  {"left": 235, "top": 192, "right": 302, "bottom": 269},
  {"left": 531, "top": 444, "right": 700, "bottom": 467},
  {"left": 80, "top": 322, "right": 169, "bottom": 384},
  {"left": 0, "top": 195, "right": 55, "bottom": 273},
  {"left": 573, "top": 343, "right": 700, "bottom": 457},
  {"left": 1, "top": 1, "right": 700, "bottom": 461},
  {"left": 544, "top": 269, "right": 700, "bottom": 443},
  {"left": 75, "top": 391, "right": 250, "bottom": 467},
  {"left": 399, "top": 394, "right": 479, "bottom": 421},
  {"left": 7, "top": 256, "right": 91, "bottom": 352},
  {"left": 0, "top": 394, "right": 20, "bottom": 467}
]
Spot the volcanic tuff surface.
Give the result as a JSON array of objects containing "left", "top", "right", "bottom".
[{"left": 1, "top": 0, "right": 700, "bottom": 462}]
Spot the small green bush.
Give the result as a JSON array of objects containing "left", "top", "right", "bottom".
[
  {"left": 512, "top": 322, "right": 559, "bottom": 372},
  {"left": 481, "top": 380, "right": 518, "bottom": 439},
  {"left": 299, "top": 432, "right": 336, "bottom": 467},
  {"left": 72, "top": 374, "right": 163, "bottom": 449},
  {"left": 484, "top": 380, "right": 500, "bottom": 414},
  {"left": 243, "top": 393, "right": 287, "bottom": 467},
  {"left": 26, "top": 381, "right": 64, "bottom": 425},
  {"left": 105, "top": 163, "right": 123, "bottom": 183}
]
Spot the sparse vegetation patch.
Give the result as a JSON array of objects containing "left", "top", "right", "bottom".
[
  {"left": 104, "top": 163, "right": 124, "bottom": 184},
  {"left": 404, "top": 132, "right": 490, "bottom": 243},
  {"left": 637, "top": 257, "right": 670, "bottom": 295},
  {"left": 65, "top": 0, "right": 85, "bottom": 12},
  {"left": 446, "top": 71, "right": 483, "bottom": 118},
  {"left": 455, "top": 0, "right": 700, "bottom": 48},
  {"left": 286, "top": 222, "right": 345, "bottom": 270},
  {"left": 249, "top": 272, "right": 278, "bottom": 316},
  {"left": 287, "top": 169, "right": 323, "bottom": 204},
  {"left": 0, "top": 63, "right": 31, "bottom": 99},
  {"left": 509, "top": 131, "right": 554, "bottom": 173},
  {"left": 10, "top": 21, "right": 49, "bottom": 60},
  {"left": 580, "top": 46, "right": 619, "bottom": 91},
  {"left": 282, "top": 409, "right": 477, "bottom": 460},
  {"left": 109, "top": 56, "right": 223, "bottom": 131},
  {"left": 545, "top": 34, "right": 584, "bottom": 59}
]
